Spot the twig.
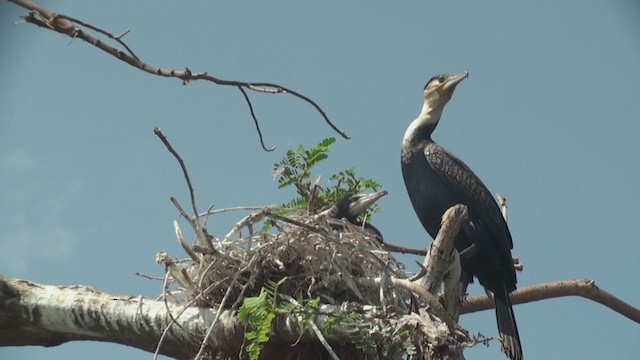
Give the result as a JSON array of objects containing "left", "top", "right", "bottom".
[
  {"left": 307, "top": 175, "right": 322, "bottom": 214},
  {"left": 202, "top": 204, "right": 215, "bottom": 227},
  {"left": 222, "top": 207, "right": 276, "bottom": 243},
  {"left": 174, "top": 220, "right": 200, "bottom": 263},
  {"left": 57, "top": 14, "right": 139, "bottom": 60},
  {"left": 266, "top": 211, "right": 325, "bottom": 234},
  {"left": 154, "top": 128, "right": 199, "bottom": 221},
  {"left": 135, "top": 272, "right": 164, "bottom": 281},
  {"left": 196, "top": 205, "right": 274, "bottom": 221},
  {"left": 8, "top": 0, "right": 350, "bottom": 149},
  {"left": 462, "top": 279, "right": 640, "bottom": 324},
  {"left": 407, "top": 261, "right": 428, "bottom": 282},
  {"left": 382, "top": 242, "right": 428, "bottom": 256},
  {"left": 170, "top": 197, "right": 196, "bottom": 229},
  {"left": 236, "top": 86, "right": 275, "bottom": 151}
]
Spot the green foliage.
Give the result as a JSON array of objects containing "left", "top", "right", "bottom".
[
  {"left": 238, "top": 278, "right": 288, "bottom": 360},
  {"left": 273, "top": 137, "right": 383, "bottom": 217},
  {"left": 238, "top": 279, "right": 324, "bottom": 360},
  {"left": 240, "top": 282, "right": 416, "bottom": 358},
  {"left": 323, "top": 308, "right": 417, "bottom": 358}
]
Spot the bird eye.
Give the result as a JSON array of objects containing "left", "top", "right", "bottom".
[{"left": 438, "top": 75, "right": 446, "bottom": 83}]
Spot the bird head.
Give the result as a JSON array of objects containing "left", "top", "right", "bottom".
[
  {"left": 422, "top": 71, "right": 469, "bottom": 114},
  {"left": 336, "top": 190, "right": 388, "bottom": 220}
]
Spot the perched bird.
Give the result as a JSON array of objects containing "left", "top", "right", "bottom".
[
  {"left": 401, "top": 72, "right": 523, "bottom": 360},
  {"left": 333, "top": 190, "right": 388, "bottom": 241}
]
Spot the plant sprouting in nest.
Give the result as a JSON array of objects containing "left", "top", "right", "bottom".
[
  {"left": 238, "top": 277, "right": 323, "bottom": 360},
  {"left": 273, "top": 137, "right": 383, "bottom": 218}
]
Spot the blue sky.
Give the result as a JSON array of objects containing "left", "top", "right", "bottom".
[{"left": 1, "top": 1, "right": 639, "bottom": 359}]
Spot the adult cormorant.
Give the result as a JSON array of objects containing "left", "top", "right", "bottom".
[
  {"left": 401, "top": 72, "right": 522, "bottom": 360},
  {"left": 334, "top": 190, "right": 387, "bottom": 241}
]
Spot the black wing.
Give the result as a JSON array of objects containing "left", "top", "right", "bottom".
[{"left": 424, "top": 142, "right": 515, "bottom": 261}]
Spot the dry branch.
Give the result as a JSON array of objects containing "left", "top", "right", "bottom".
[
  {"left": 0, "top": 275, "right": 236, "bottom": 359},
  {"left": 420, "top": 204, "right": 468, "bottom": 294},
  {"left": 462, "top": 278, "right": 640, "bottom": 324},
  {"left": 7, "top": 0, "right": 350, "bottom": 151},
  {"left": 0, "top": 275, "right": 460, "bottom": 359}
]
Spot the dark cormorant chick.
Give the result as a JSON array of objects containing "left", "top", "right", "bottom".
[
  {"left": 334, "top": 190, "right": 388, "bottom": 241},
  {"left": 401, "top": 72, "right": 523, "bottom": 360}
]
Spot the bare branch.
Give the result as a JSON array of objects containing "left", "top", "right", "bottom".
[
  {"left": 382, "top": 242, "right": 428, "bottom": 256},
  {"left": 7, "top": 0, "right": 350, "bottom": 150},
  {"left": 266, "top": 210, "right": 326, "bottom": 234},
  {"left": 174, "top": 220, "right": 200, "bottom": 263},
  {"left": 421, "top": 204, "right": 468, "bottom": 293},
  {"left": 237, "top": 86, "right": 275, "bottom": 151},
  {"left": 462, "top": 279, "right": 640, "bottom": 324},
  {"left": 154, "top": 128, "right": 200, "bottom": 223}
]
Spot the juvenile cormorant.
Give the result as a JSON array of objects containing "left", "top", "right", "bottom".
[
  {"left": 401, "top": 72, "right": 522, "bottom": 360},
  {"left": 334, "top": 190, "right": 387, "bottom": 241}
]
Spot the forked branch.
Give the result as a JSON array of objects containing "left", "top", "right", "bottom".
[{"left": 7, "top": 0, "right": 350, "bottom": 151}]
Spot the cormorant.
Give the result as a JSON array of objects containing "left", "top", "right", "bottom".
[
  {"left": 401, "top": 72, "right": 523, "bottom": 360},
  {"left": 334, "top": 190, "right": 387, "bottom": 241}
]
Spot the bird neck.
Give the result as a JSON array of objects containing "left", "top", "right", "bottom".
[
  {"left": 403, "top": 103, "right": 442, "bottom": 146},
  {"left": 420, "top": 101, "right": 444, "bottom": 129}
]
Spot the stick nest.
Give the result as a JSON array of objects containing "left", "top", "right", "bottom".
[{"left": 158, "top": 205, "right": 411, "bottom": 312}]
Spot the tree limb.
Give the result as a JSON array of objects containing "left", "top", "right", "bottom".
[
  {"left": 7, "top": 0, "right": 350, "bottom": 151},
  {"left": 0, "top": 275, "right": 235, "bottom": 359},
  {"left": 462, "top": 278, "right": 640, "bottom": 324},
  {"left": 421, "top": 205, "right": 467, "bottom": 294},
  {"left": 0, "top": 275, "right": 457, "bottom": 359}
]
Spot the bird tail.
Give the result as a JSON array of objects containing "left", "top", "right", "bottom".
[{"left": 495, "top": 283, "right": 523, "bottom": 360}]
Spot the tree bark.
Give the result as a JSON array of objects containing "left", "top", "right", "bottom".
[{"left": 0, "top": 276, "right": 242, "bottom": 359}]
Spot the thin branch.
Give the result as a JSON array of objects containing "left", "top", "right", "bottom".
[
  {"left": 174, "top": 220, "right": 200, "bottom": 263},
  {"left": 135, "top": 272, "right": 164, "bottom": 281},
  {"left": 381, "top": 242, "right": 428, "bottom": 256},
  {"left": 8, "top": 0, "right": 350, "bottom": 150},
  {"left": 154, "top": 128, "right": 199, "bottom": 222},
  {"left": 237, "top": 86, "right": 275, "bottom": 151},
  {"left": 407, "top": 261, "right": 429, "bottom": 282},
  {"left": 266, "top": 211, "right": 326, "bottom": 234},
  {"left": 196, "top": 205, "right": 272, "bottom": 219},
  {"left": 57, "top": 14, "right": 139, "bottom": 60},
  {"left": 462, "top": 279, "right": 640, "bottom": 324}
]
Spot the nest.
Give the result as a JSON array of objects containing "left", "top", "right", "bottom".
[
  {"left": 153, "top": 205, "right": 470, "bottom": 360},
  {"left": 158, "top": 205, "right": 411, "bottom": 312}
]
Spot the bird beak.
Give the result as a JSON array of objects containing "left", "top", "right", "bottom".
[
  {"left": 349, "top": 190, "right": 388, "bottom": 215},
  {"left": 442, "top": 71, "right": 469, "bottom": 92}
]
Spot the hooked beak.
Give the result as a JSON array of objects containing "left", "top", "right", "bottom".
[
  {"left": 442, "top": 71, "right": 469, "bottom": 92},
  {"left": 349, "top": 190, "right": 388, "bottom": 216}
]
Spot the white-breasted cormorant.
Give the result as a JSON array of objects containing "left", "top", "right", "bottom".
[{"left": 401, "top": 72, "right": 523, "bottom": 360}]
